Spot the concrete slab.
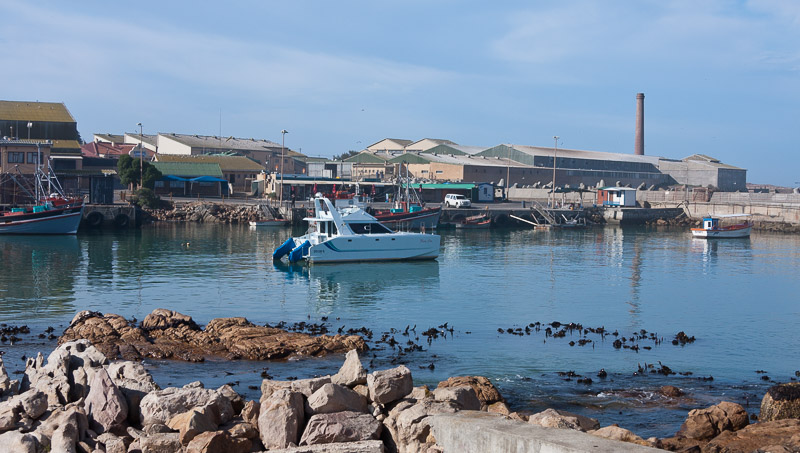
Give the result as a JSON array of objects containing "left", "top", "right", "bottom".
[{"left": 430, "top": 411, "right": 662, "bottom": 453}]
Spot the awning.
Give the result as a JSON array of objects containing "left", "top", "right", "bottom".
[{"left": 161, "top": 175, "right": 227, "bottom": 183}]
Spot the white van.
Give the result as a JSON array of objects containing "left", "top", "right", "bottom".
[{"left": 444, "top": 193, "right": 471, "bottom": 208}]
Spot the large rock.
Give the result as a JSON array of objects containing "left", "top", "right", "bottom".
[
  {"left": 85, "top": 367, "right": 128, "bottom": 433},
  {"left": 258, "top": 388, "right": 304, "bottom": 449},
  {"left": 300, "top": 411, "right": 382, "bottom": 445},
  {"left": 36, "top": 405, "right": 89, "bottom": 453},
  {"left": 367, "top": 365, "right": 413, "bottom": 405},
  {"left": 217, "top": 384, "right": 244, "bottom": 415},
  {"left": 0, "top": 430, "right": 41, "bottom": 453},
  {"left": 97, "top": 432, "right": 127, "bottom": 453},
  {"left": 60, "top": 310, "right": 367, "bottom": 362},
  {"left": 107, "top": 360, "right": 159, "bottom": 425},
  {"left": 383, "top": 398, "right": 459, "bottom": 453},
  {"left": 436, "top": 376, "right": 503, "bottom": 409},
  {"left": 138, "top": 432, "right": 182, "bottom": 452},
  {"left": 0, "top": 389, "right": 48, "bottom": 427},
  {"left": 185, "top": 430, "right": 251, "bottom": 453},
  {"left": 704, "top": 419, "right": 800, "bottom": 453},
  {"left": 332, "top": 350, "right": 367, "bottom": 387},
  {"left": 761, "top": 382, "right": 800, "bottom": 422},
  {"left": 432, "top": 386, "right": 480, "bottom": 411},
  {"left": 262, "top": 377, "right": 332, "bottom": 400},
  {"left": 240, "top": 400, "right": 259, "bottom": 426},
  {"left": 677, "top": 401, "right": 749, "bottom": 440},
  {"left": 139, "top": 386, "right": 234, "bottom": 426},
  {"left": 167, "top": 407, "right": 218, "bottom": 445},
  {"left": 590, "top": 424, "right": 651, "bottom": 447},
  {"left": 307, "top": 383, "right": 369, "bottom": 415},
  {"left": 528, "top": 408, "right": 599, "bottom": 432}
]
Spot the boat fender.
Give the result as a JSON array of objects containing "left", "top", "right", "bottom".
[
  {"left": 272, "top": 238, "right": 295, "bottom": 261},
  {"left": 114, "top": 213, "right": 130, "bottom": 228},
  {"left": 288, "top": 240, "right": 311, "bottom": 263},
  {"left": 85, "top": 211, "right": 104, "bottom": 228}
]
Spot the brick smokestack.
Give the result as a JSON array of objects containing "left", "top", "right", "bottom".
[{"left": 634, "top": 93, "right": 644, "bottom": 155}]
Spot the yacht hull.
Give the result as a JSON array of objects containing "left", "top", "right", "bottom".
[
  {"left": 0, "top": 206, "right": 83, "bottom": 234},
  {"left": 306, "top": 234, "right": 440, "bottom": 263}
]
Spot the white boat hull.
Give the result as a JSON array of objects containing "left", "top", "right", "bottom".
[
  {"left": 0, "top": 209, "right": 83, "bottom": 234},
  {"left": 691, "top": 226, "right": 751, "bottom": 238},
  {"left": 305, "top": 234, "right": 440, "bottom": 263}
]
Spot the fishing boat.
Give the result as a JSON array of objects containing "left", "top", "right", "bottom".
[
  {"left": 0, "top": 152, "right": 84, "bottom": 235},
  {"left": 691, "top": 214, "right": 752, "bottom": 238},
  {"left": 272, "top": 195, "right": 440, "bottom": 264},
  {"left": 371, "top": 165, "right": 441, "bottom": 231},
  {"left": 455, "top": 213, "right": 491, "bottom": 229}
]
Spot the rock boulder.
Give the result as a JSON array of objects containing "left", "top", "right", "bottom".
[
  {"left": 677, "top": 401, "right": 749, "bottom": 440},
  {"left": 258, "top": 388, "right": 304, "bottom": 449},
  {"left": 307, "top": 383, "right": 369, "bottom": 415},
  {"left": 300, "top": 411, "right": 382, "bottom": 445},
  {"left": 367, "top": 365, "right": 413, "bottom": 405},
  {"left": 760, "top": 382, "right": 800, "bottom": 422}
]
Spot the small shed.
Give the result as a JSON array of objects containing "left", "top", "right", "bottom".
[{"left": 597, "top": 187, "right": 637, "bottom": 207}]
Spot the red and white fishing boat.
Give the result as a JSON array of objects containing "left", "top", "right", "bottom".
[
  {"left": 690, "top": 214, "right": 752, "bottom": 238},
  {"left": 0, "top": 153, "right": 84, "bottom": 235}
]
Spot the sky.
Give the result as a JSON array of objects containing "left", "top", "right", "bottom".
[{"left": 2, "top": 0, "right": 798, "bottom": 185}]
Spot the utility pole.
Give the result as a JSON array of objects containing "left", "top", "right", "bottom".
[
  {"left": 279, "top": 129, "right": 288, "bottom": 207},
  {"left": 551, "top": 136, "right": 559, "bottom": 208},
  {"left": 137, "top": 122, "right": 143, "bottom": 190}
]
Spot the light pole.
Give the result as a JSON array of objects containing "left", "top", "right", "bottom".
[
  {"left": 137, "top": 122, "right": 143, "bottom": 190},
  {"left": 551, "top": 136, "right": 559, "bottom": 208},
  {"left": 27, "top": 122, "right": 32, "bottom": 140},
  {"left": 279, "top": 129, "right": 288, "bottom": 206}
]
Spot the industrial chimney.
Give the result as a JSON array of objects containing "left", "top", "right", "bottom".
[{"left": 634, "top": 93, "right": 644, "bottom": 155}]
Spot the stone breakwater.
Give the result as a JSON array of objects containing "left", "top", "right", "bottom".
[
  {"left": 2, "top": 339, "right": 800, "bottom": 453},
  {"left": 147, "top": 202, "right": 264, "bottom": 224}
]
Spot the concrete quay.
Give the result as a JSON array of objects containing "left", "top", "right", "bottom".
[{"left": 430, "top": 411, "right": 661, "bottom": 453}]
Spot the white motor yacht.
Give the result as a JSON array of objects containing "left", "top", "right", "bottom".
[{"left": 273, "top": 195, "right": 440, "bottom": 264}]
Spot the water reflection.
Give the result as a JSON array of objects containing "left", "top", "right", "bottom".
[
  {"left": 0, "top": 236, "right": 81, "bottom": 321},
  {"left": 273, "top": 260, "right": 440, "bottom": 307}
]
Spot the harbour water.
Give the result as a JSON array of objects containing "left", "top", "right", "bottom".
[{"left": 1, "top": 223, "right": 799, "bottom": 438}]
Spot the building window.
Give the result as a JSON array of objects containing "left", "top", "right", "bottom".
[
  {"left": 8, "top": 152, "right": 24, "bottom": 163},
  {"left": 154, "top": 181, "right": 165, "bottom": 188},
  {"left": 27, "top": 152, "right": 41, "bottom": 164}
]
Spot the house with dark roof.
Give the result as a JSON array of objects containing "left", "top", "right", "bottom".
[{"left": 0, "top": 101, "right": 82, "bottom": 174}]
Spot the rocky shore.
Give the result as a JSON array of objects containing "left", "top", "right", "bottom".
[
  {"left": 2, "top": 309, "right": 800, "bottom": 452},
  {"left": 147, "top": 203, "right": 265, "bottom": 224}
]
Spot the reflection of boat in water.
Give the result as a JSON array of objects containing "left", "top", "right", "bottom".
[
  {"left": 691, "top": 215, "right": 751, "bottom": 238},
  {"left": 272, "top": 195, "right": 440, "bottom": 264},
  {"left": 249, "top": 219, "right": 290, "bottom": 228},
  {"left": 273, "top": 259, "right": 440, "bottom": 298}
]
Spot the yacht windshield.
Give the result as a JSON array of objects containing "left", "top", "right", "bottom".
[{"left": 348, "top": 222, "right": 392, "bottom": 234}]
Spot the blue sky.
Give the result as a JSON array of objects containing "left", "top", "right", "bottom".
[{"left": 2, "top": 0, "right": 798, "bottom": 185}]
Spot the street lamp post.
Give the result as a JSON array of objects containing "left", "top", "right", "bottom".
[
  {"left": 137, "top": 123, "right": 143, "bottom": 190},
  {"left": 279, "top": 129, "right": 288, "bottom": 207},
  {"left": 551, "top": 136, "right": 559, "bottom": 208}
]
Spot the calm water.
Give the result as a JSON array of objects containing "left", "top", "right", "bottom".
[{"left": 1, "top": 223, "right": 799, "bottom": 437}]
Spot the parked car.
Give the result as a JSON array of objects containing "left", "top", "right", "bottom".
[{"left": 444, "top": 193, "right": 471, "bottom": 208}]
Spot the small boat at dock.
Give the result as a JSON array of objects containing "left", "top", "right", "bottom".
[
  {"left": 272, "top": 195, "right": 440, "bottom": 264},
  {"left": 690, "top": 214, "right": 752, "bottom": 238},
  {"left": 249, "top": 219, "right": 290, "bottom": 228},
  {"left": 455, "top": 212, "right": 491, "bottom": 229}
]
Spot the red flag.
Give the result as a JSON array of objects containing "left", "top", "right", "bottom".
[
  {"left": 371, "top": 184, "right": 376, "bottom": 195},
  {"left": 313, "top": 183, "right": 317, "bottom": 193},
  {"left": 332, "top": 184, "right": 337, "bottom": 194}
]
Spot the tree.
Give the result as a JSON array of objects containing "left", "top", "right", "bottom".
[
  {"left": 332, "top": 150, "right": 361, "bottom": 161},
  {"left": 117, "top": 155, "right": 162, "bottom": 189}
]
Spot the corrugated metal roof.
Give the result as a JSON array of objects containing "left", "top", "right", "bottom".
[
  {"left": 0, "top": 101, "right": 76, "bottom": 123},
  {"left": 51, "top": 139, "right": 82, "bottom": 149},
  {"left": 423, "top": 144, "right": 487, "bottom": 155},
  {"left": 94, "top": 134, "right": 125, "bottom": 143},
  {"left": 345, "top": 152, "right": 389, "bottom": 163},
  {"left": 152, "top": 161, "right": 223, "bottom": 177},
  {"left": 159, "top": 133, "right": 304, "bottom": 157},
  {"left": 155, "top": 154, "right": 263, "bottom": 171}
]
